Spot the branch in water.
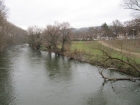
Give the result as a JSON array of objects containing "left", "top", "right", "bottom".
[{"left": 98, "top": 68, "right": 140, "bottom": 82}]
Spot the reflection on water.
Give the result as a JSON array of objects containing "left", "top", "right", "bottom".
[
  {"left": 45, "top": 53, "right": 72, "bottom": 82},
  {"left": 0, "top": 44, "right": 140, "bottom": 105}
]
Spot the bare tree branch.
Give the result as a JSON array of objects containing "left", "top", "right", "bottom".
[
  {"left": 98, "top": 67, "right": 140, "bottom": 81},
  {"left": 99, "top": 48, "right": 140, "bottom": 73},
  {"left": 123, "top": 0, "right": 140, "bottom": 16}
]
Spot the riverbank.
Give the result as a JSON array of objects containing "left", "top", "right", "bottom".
[
  {"left": 40, "top": 41, "right": 140, "bottom": 77},
  {"left": 62, "top": 50, "right": 140, "bottom": 77}
]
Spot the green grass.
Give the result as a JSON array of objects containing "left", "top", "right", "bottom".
[
  {"left": 71, "top": 41, "right": 102, "bottom": 56},
  {"left": 70, "top": 41, "right": 140, "bottom": 64}
]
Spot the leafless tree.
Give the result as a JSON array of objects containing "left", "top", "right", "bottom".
[
  {"left": 42, "top": 23, "right": 60, "bottom": 51},
  {"left": 0, "top": 0, "right": 27, "bottom": 51},
  {"left": 98, "top": 67, "right": 140, "bottom": 82},
  {"left": 111, "top": 20, "right": 124, "bottom": 38},
  {"left": 27, "top": 26, "right": 42, "bottom": 49},
  {"left": 0, "top": 0, "right": 7, "bottom": 51},
  {"left": 59, "top": 22, "right": 72, "bottom": 52},
  {"left": 88, "top": 27, "right": 95, "bottom": 40},
  {"left": 11, "top": 24, "right": 27, "bottom": 44},
  {"left": 97, "top": 46, "right": 140, "bottom": 82},
  {"left": 0, "top": 0, "right": 7, "bottom": 25},
  {"left": 123, "top": 18, "right": 140, "bottom": 39}
]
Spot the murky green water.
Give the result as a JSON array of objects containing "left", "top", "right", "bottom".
[{"left": 0, "top": 44, "right": 140, "bottom": 105}]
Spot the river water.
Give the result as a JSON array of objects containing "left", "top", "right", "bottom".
[{"left": 0, "top": 44, "right": 140, "bottom": 105}]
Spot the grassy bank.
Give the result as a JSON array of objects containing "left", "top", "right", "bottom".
[
  {"left": 63, "top": 41, "right": 140, "bottom": 76},
  {"left": 71, "top": 41, "right": 101, "bottom": 56},
  {"left": 40, "top": 40, "right": 140, "bottom": 76},
  {"left": 70, "top": 41, "right": 140, "bottom": 63}
]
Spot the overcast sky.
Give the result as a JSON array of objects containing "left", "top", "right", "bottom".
[{"left": 5, "top": 0, "right": 133, "bottom": 29}]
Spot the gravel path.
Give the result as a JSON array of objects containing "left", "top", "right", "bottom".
[{"left": 98, "top": 41, "right": 140, "bottom": 58}]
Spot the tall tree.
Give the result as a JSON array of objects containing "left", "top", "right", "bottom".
[
  {"left": 0, "top": 0, "right": 7, "bottom": 51},
  {"left": 0, "top": 0, "right": 27, "bottom": 51},
  {"left": 124, "top": 18, "right": 140, "bottom": 38},
  {"left": 0, "top": 0, "right": 7, "bottom": 25},
  {"left": 27, "top": 26, "right": 42, "bottom": 49},
  {"left": 112, "top": 20, "right": 124, "bottom": 38},
  {"left": 42, "top": 24, "right": 60, "bottom": 51},
  {"left": 101, "top": 23, "right": 112, "bottom": 39},
  {"left": 59, "top": 22, "right": 72, "bottom": 52},
  {"left": 88, "top": 27, "right": 95, "bottom": 40}
]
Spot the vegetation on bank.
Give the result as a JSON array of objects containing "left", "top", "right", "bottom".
[
  {"left": 26, "top": 21, "right": 140, "bottom": 77},
  {"left": 26, "top": 12, "right": 140, "bottom": 78},
  {"left": 27, "top": 22, "right": 71, "bottom": 52},
  {"left": 0, "top": 0, "right": 27, "bottom": 51},
  {"left": 0, "top": 0, "right": 139, "bottom": 80},
  {"left": 25, "top": 0, "right": 140, "bottom": 77},
  {"left": 61, "top": 41, "right": 140, "bottom": 77}
]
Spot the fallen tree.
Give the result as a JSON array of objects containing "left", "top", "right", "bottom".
[
  {"left": 97, "top": 46, "right": 140, "bottom": 82},
  {"left": 100, "top": 48, "right": 140, "bottom": 74},
  {"left": 98, "top": 68, "right": 140, "bottom": 82}
]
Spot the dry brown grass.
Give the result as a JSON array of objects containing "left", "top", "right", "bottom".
[{"left": 103, "top": 39, "right": 140, "bottom": 53}]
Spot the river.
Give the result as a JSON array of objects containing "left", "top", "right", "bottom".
[{"left": 0, "top": 44, "right": 140, "bottom": 105}]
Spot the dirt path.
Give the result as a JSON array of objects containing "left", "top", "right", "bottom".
[{"left": 98, "top": 41, "right": 140, "bottom": 58}]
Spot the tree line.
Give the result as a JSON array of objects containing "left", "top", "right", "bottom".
[
  {"left": 1, "top": 0, "right": 140, "bottom": 53},
  {"left": 71, "top": 0, "right": 140, "bottom": 41},
  {"left": 0, "top": 0, "right": 27, "bottom": 51},
  {"left": 27, "top": 17, "right": 140, "bottom": 52},
  {"left": 27, "top": 22, "right": 72, "bottom": 52},
  {"left": 72, "top": 18, "right": 140, "bottom": 41}
]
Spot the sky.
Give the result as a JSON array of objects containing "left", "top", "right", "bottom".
[{"left": 5, "top": 0, "right": 133, "bottom": 30}]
